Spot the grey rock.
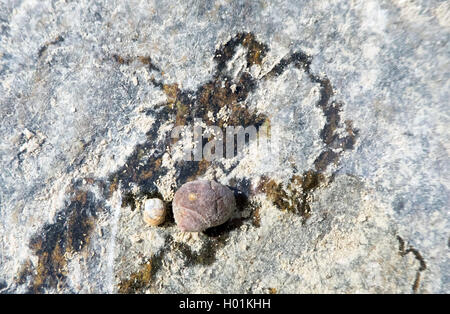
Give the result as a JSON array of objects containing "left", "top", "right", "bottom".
[{"left": 0, "top": 0, "right": 448, "bottom": 293}]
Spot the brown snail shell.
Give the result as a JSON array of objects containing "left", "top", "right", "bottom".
[
  {"left": 143, "top": 198, "right": 166, "bottom": 226},
  {"left": 172, "top": 180, "right": 236, "bottom": 232}
]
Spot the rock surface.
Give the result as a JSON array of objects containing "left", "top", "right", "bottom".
[{"left": 0, "top": 0, "right": 448, "bottom": 293}]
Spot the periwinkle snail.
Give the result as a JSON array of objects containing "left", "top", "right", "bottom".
[
  {"left": 142, "top": 198, "right": 166, "bottom": 226},
  {"left": 173, "top": 180, "right": 236, "bottom": 232}
]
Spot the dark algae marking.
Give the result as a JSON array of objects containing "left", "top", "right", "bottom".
[
  {"left": 214, "top": 32, "right": 268, "bottom": 73},
  {"left": 108, "top": 105, "right": 171, "bottom": 197},
  {"left": 118, "top": 234, "right": 227, "bottom": 293},
  {"left": 111, "top": 54, "right": 160, "bottom": 72},
  {"left": 25, "top": 185, "right": 104, "bottom": 293},
  {"left": 396, "top": 236, "right": 427, "bottom": 293},
  {"left": 15, "top": 259, "right": 33, "bottom": 286},
  {"left": 117, "top": 261, "right": 153, "bottom": 294},
  {"left": 262, "top": 49, "right": 358, "bottom": 172},
  {"left": 259, "top": 171, "right": 325, "bottom": 221},
  {"left": 173, "top": 237, "right": 226, "bottom": 267},
  {"left": 252, "top": 44, "right": 358, "bottom": 218},
  {"left": 118, "top": 236, "right": 171, "bottom": 294},
  {"left": 38, "top": 35, "right": 64, "bottom": 58},
  {"left": 264, "top": 51, "right": 312, "bottom": 79}
]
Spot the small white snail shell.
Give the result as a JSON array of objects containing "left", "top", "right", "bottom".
[{"left": 142, "top": 198, "right": 166, "bottom": 226}]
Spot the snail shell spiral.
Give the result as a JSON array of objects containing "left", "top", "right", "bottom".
[{"left": 143, "top": 198, "right": 166, "bottom": 226}]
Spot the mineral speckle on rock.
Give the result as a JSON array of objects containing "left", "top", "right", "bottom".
[{"left": 0, "top": 0, "right": 448, "bottom": 294}]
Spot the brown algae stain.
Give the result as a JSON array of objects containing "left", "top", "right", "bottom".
[
  {"left": 259, "top": 171, "right": 325, "bottom": 220},
  {"left": 118, "top": 234, "right": 227, "bottom": 293},
  {"left": 118, "top": 261, "right": 153, "bottom": 294},
  {"left": 25, "top": 186, "right": 103, "bottom": 293},
  {"left": 396, "top": 236, "right": 427, "bottom": 293}
]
